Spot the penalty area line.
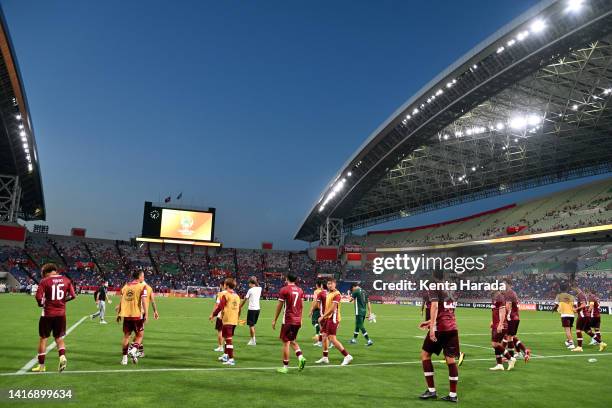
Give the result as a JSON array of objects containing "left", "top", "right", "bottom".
[
  {"left": 16, "top": 315, "right": 89, "bottom": 375},
  {"left": 2, "top": 352, "right": 609, "bottom": 377}
]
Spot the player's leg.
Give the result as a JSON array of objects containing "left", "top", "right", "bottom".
[
  {"left": 99, "top": 301, "right": 107, "bottom": 323},
  {"left": 420, "top": 349, "right": 437, "bottom": 399},
  {"left": 277, "top": 340, "right": 290, "bottom": 373},
  {"left": 359, "top": 316, "right": 372, "bottom": 345},
  {"left": 329, "top": 335, "right": 352, "bottom": 365},
  {"left": 121, "top": 332, "right": 131, "bottom": 365},
  {"left": 574, "top": 326, "right": 584, "bottom": 352},
  {"left": 504, "top": 335, "right": 515, "bottom": 358},
  {"left": 444, "top": 355, "right": 458, "bottom": 402},
  {"left": 491, "top": 336, "right": 513, "bottom": 370},
  {"left": 316, "top": 333, "right": 330, "bottom": 363},
  {"left": 289, "top": 327, "right": 306, "bottom": 371},
  {"left": 351, "top": 316, "right": 360, "bottom": 343},
  {"left": 56, "top": 336, "right": 67, "bottom": 372},
  {"left": 32, "top": 336, "right": 47, "bottom": 372},
  {"left": 221, "top": 325, "right": 235, "bottom": 365}
]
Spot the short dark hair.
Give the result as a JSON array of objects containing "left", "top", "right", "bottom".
[
  {"left": 327, "top": 277, "right": 336, "bottom": 283},
  {"left": 286, "top": 273, "right": 297, "bottom": 283},
  {"left": 248, "top": 276, "right": 258, "bottom": 285},
  {"left": 225, "top": 278, "right": 236, "bottom": 289},
  {"left": 132, "top": 270, "right": 143, "bottom": 279},
  {"left": 41, "top": 263, "right": 57, "bottom": 276},
  {"left": 351, "top": 283, "right": 359, "bottom": 289}
]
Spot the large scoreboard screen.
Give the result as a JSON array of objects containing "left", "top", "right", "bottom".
[{"left": 141, "top": 202, "right": 216, "bottom": 243}]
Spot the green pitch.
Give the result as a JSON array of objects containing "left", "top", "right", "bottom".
[{"left": 0, "top": 294, "right": 610, "bottom": 407}]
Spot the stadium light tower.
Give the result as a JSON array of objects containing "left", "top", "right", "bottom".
[{"left": 566, "top": 0, "right": 584, "bottom": 13}]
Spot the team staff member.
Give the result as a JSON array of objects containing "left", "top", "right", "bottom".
[
  {"left": 90, "top": 281, "right": 110, "bottom": 324},
  {"left": 240, "top": 276, "right": 262, "bottom": 346}
]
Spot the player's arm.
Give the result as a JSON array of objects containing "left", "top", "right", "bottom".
[
  {"left": 428, "top": 302, "right": 438, "bottom": 341},
  {"left": 308, "top": 295, "right": 318, "bottom": 316},
  {"left": 321, "top": 299, "right": 338, "bottom": 320},
  {"left": 367, "top": 300, "right": 372, "bottom": 318},
  {"left": 151, "top": 292, "right": 159, "bottom": 319},
  {"left": 35, "top": 282, "right": 45, "bottom": 307},
  {"left": 497, "top": 306, "right": 505, "bottom": 332},
  {"left": 116, "top": 291, "right": 122, "bottom": 322},
  {"left": 271, "top": 299, "right": 284, "bottom": 330},
  {"left": 505, "top": 300, "right": 512, "bottom": 319},
  {"left": 66, "top": 281, "right": 76, "bottom": 302},
  {"left": 209, "top": 296, "right": 226, "bottom": 321},
  {"left": 141, "top": 289, "right": 149, "bottom": 321},
  {"left": 240, "top": 290, "right": 249, "bottom": 311}
]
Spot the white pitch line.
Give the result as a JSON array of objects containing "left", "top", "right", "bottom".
[
  {"left": 2, "top": 352, "right": 609, "bottom": 377},
  {"left": 413, "top": 331, "right": 611, "bottom": 338},
  {"left": 460, "top": 342, "right": 543, "bottom": 357},
  {"left": 16, "top": 315, "right": 88, "bottom": 375}
]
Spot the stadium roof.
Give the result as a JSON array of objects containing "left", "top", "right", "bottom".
[
  {"left": 0, "top": 6, "right": 45, "bottom": 220},
  {"left": 296, "top": 0, "right": 612, "bottom": 242}
]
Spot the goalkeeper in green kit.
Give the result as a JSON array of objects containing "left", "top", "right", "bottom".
[{"left": 349, "top": 283, "right": 374, "bottom": 346}]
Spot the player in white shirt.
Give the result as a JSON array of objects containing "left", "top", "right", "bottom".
[{"left": 240, "top": 276, "right": 262, "bottom": 346}]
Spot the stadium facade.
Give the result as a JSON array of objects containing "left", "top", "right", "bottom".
[
  {"left": 296, "top": 0, "right": 612, "bottom": 245},
  {"left": 0, "top": 6, "right": 45, "bottom": 223}
]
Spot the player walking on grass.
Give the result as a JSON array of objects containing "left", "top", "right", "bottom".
[
  {"left": 490, "top": 290, "right": 516, "bottom": 371},
  {"left": 419, "top": 283, "right": 461, "bottom": 403},
  {"left": 209, "top": 278, "right": 240, "bottom": 366},
  {"left": 586, "top": 289, "right": 607, "bottom": 352},
  {"left": 349, "top": 283, "right": 373, "bottom": 346},
  {"left": 213, "top": 282, "right": 225, "bottom": 352},
  {"left": 240, "top": 276, "right": 261, "bottom": 346},
  {"left": 90, "top": 281, "right": 110, "bottom": 324},
  {"left": 552, "top": 287, "right": 575, "bottom": 349},
  {"left": 572, "top": 284, "right": 590, "bottom": 352},
  {"left": 272, "top": 273, "right": 306, "bottom": 373},
  {"left": 32, "top": 263, "right": 76, "bottom": 373},
  {"left": 309, "top": 280, "right": 325, "bottom": 347},
  {"left": 504, "top": 281, "right": 531, "bottom": 362},
  {"left": 116, "top": 270, "right": 148, "bottom": 365},
  {"left": 316, "top": 278, "right": 353, "bottom": 366}
]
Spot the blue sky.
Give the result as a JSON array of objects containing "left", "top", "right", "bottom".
[{"left": 5, "top": 0, "right": 608, "bottom": 249}]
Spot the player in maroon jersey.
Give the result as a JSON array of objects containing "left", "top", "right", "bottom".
[
  {"left": 32, "top": 263, "right": 76, "bottom": 373},
  {"left": 504, "top": 280, "right": 531, "bottom": 362},
  {"left": 490, "top": 290, "right": 516, "bottom": 371},
  {"left": 272, "top": 273, "right": 306, "bottom": 373},
  {"left": 585, "top": 289, "right": 607, "bottom": 352},
  {"left": 419, "top": 274, "right": 461, "bottom": 403},
  {"left": 571, "top": 283, "right": 590, "bottom": 352}
]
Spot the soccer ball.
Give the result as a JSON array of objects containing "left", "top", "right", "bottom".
[{"left": 368, "top": 313, "right": 377, "bottom": 323}]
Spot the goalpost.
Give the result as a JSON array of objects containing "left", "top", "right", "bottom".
[{"left": 186, "top": 286, "right": 217, "bottom": 298}]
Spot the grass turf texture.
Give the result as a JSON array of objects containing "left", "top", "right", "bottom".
[{"left": 0, "top": 293, "right": 610, "bottom": 407}]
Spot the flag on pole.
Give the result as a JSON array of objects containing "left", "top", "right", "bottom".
[
  {"left": 164, "top": 196, "right": 171, "bottom": 203},
  {"left": 176, "top": 192, "right": 183, "bottom": 200}
]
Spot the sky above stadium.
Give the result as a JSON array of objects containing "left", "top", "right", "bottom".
[{"left": 5, "top": 0, "right": 610, "bottom": 249}]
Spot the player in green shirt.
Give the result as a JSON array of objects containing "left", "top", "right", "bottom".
[{"left": 349, "top": 283, "right": 373, "bottom": 346}]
